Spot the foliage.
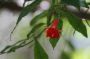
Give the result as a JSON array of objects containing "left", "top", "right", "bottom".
[{"left": 0, "top": 0, "right": 90, "bottom": 59}]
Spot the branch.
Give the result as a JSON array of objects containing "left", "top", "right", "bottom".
[
  {"left": 0, "top": 1, "right": 22, "bottom": 11},
  {"left": 66, "top": 5, "right": 90, "bottom": 19},
  {"left": 0, "top": 1, "right": 90, "bottom": 19}
]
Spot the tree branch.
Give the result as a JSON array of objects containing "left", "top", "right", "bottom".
[
  {"left": 66, "top": 5, "right": 90, "bottom": 19},
  {"left": 0, "top": 1, "right": 22, "bottom": 11},
  {"left": 0, "top": 1, "right": 90, "bottom": 19}
]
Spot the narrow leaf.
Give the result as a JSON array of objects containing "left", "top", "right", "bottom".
[
  {"left": 34, "top": 39, "right": 48, "bottom": 59},
  {"left": 61, "top": 11, "right": 87, "bottom": 37},
  {"left": 57, "top": 20, "right": 63, "bottom": 29},
  {"left": 87, "top": 3, "right": 90, "bottom": 5},
  {"left": 27, "top": 23, "right": 45, "bottom": 38},
  {"left": 85, "top": 20, "right": 90, "bottom": 27},
  {"left": 30, "top": 11, "right": 48, "bottom": 26},
  {"left": 11, "top": 0, "right": 42, "bottom": 34},
  {"left": 49, "top": 38, "right": 59, "bottom": 48},
  {"left": 17, "top": 0, "right": 42, "bottom": 25}
]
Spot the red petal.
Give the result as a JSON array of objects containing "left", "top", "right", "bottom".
[
  {"left": 46, "top": 27, "right": 60, "bottom": 39},
  {"left": 51, "top": 19, "right": 59, "bottom": 28}
]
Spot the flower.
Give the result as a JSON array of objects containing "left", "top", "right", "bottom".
[
  {"left": 46, "top": 19, "right": 60, "bottom": 39},
  {"left": 46, "top": 27, "right": 60, "bottom": 38}
]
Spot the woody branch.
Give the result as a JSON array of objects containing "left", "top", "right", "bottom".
[{"left": 0, "top": 1, "right": 90, "bottom": 19}]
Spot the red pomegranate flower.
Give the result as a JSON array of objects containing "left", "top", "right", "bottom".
[{"left": 46, "top": 19, "right": 61, "bottom": 39}]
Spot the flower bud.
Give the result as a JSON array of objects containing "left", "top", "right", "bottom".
[{"left": 46, "top": 19, "right": 60, "bottom": 39}]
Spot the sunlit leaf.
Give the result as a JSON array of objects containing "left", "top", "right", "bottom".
[
  {"left": 85, "top": 20, "right": 90, "bottom": 27},
  {"left": 47, "top": 8, "right": 53, "bottom": 26}
]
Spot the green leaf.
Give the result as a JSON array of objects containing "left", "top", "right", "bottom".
[
  {"left": 87, "top": 2, "right": 90, "bottom": 5},
  {"left": 85, "top": 20, "right": 90, "bottom": 27},
  {"left": 49, "top": 38, "right": 59, "bottom": 48},
  {"left": 30, "top": 11, "right": 48, "bottom": 26},
  {"left": 11, "top": 0, "right": 42, "bottom": 34},
  {"left": 61, "top": 0, "right": 89, "bottom": 8},
  {"left": 49, "top": 20, "right": 63, "bottom": 48},
  {"left": 17, "top": 0, "right": 42, "bottom": 25},
  {"left": 57, "top": 20, "right": 63, "bottom": 29},
  {"left": 61, "top": 51, "right": 70, "bottom": 59},
  {"left": 63, "top": 10, "right": 87, "bottom": 37},
  {"left": 61, "top": 0, "right": 80, "bottom": 8},
  {"left": 27, "top": 23, "right": 45, "bottom": 38},
  {"left": 47, "top": 8, "right": 53, "bottom": 26},
  {"left": 51, "top": 0, "right": 55, "bottom": 4},
  {"left": 34, "top": 39, "right": 48, "bottom": 59}
]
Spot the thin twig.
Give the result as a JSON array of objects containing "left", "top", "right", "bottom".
[{"left": 10, "top": 0, "right": 26, "bottom": 40}]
